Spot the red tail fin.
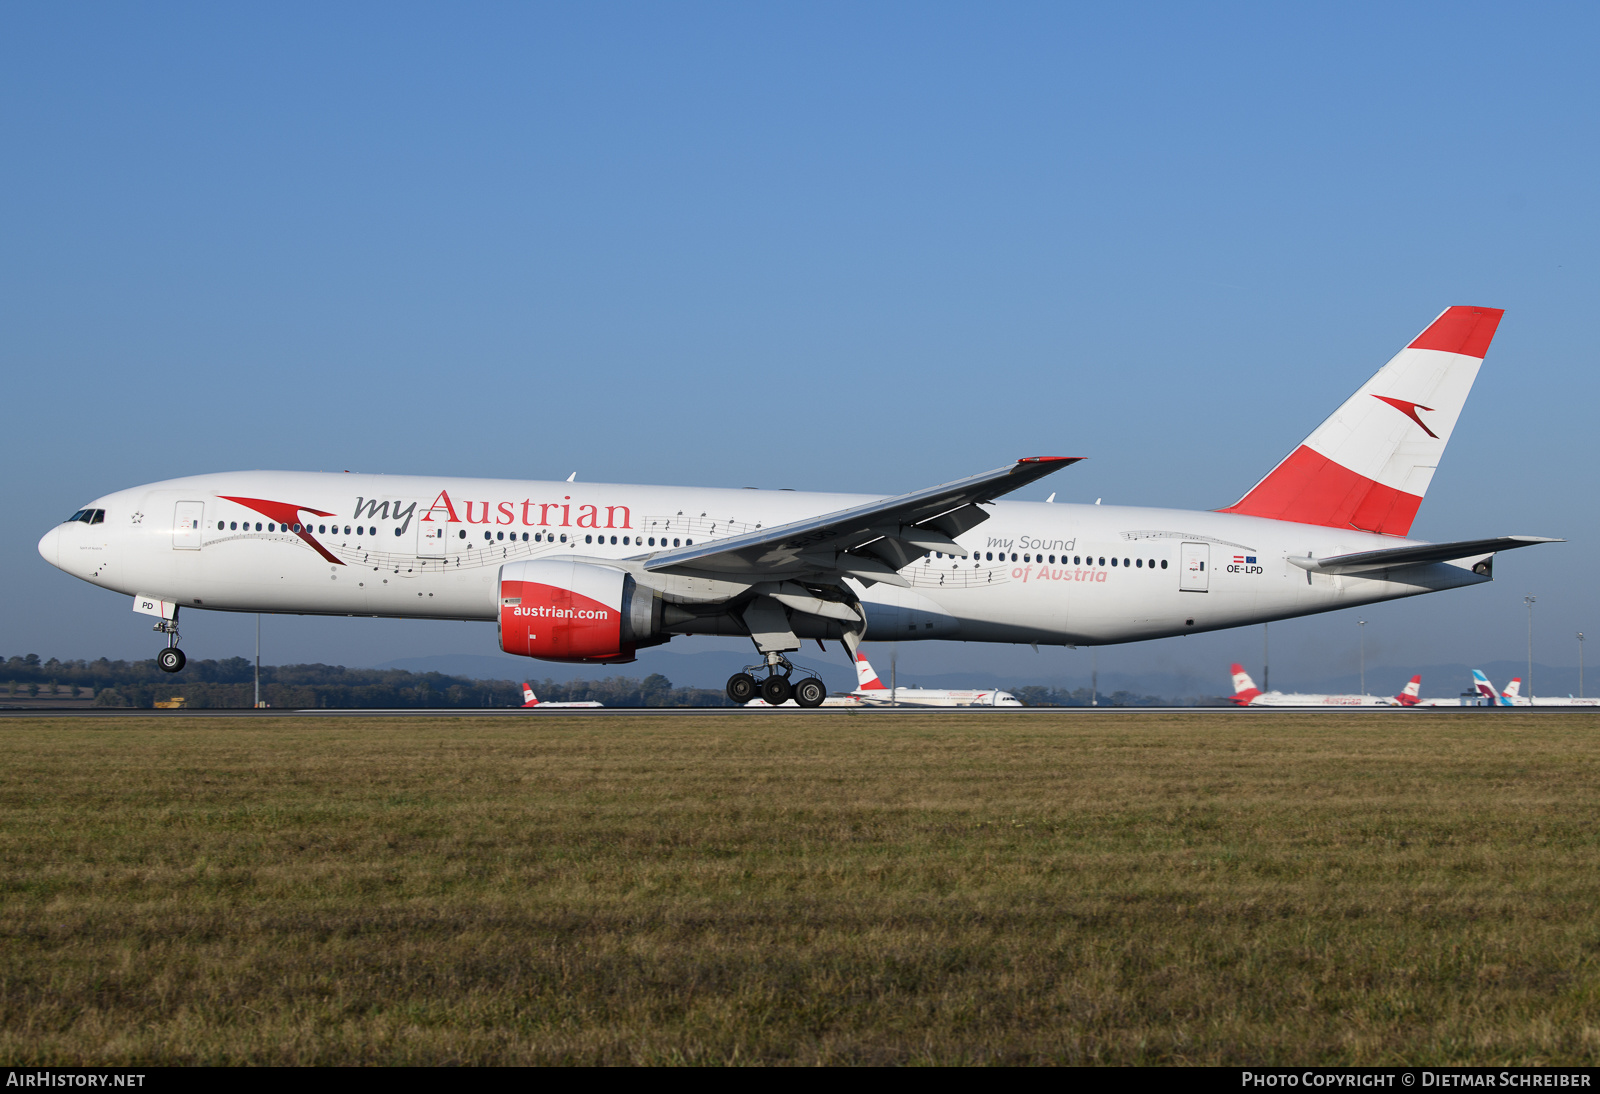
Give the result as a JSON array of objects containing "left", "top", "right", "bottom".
[{"left": 1219, "top": 307, "right": 1502, "bottom": 536}]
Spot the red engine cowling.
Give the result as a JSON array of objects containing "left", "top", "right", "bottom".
[{"left": 498, "top": 560, "right": 662, "bottom": 663}]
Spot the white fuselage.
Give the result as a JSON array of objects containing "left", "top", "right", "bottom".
[
  {"left": 853, "top": 688, "right": 1022, "bottom": 707},
  {"left": 38, "top": 469, "right": 1490, "bottom": 651},
  {"left": 1242, "top": 692, "right": 1398, "bottom": 707}
]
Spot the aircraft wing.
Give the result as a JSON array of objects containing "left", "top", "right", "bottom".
[
  {"left": 1289, "top": 535, "right": 1562, "bottom": 575},
  {"left": 642, "top": 457, "right": 1081, "bottom": 586}
]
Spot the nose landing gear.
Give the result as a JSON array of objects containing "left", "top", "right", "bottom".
[
  {"left": 155, "top": 615, "right": 186, "bottom": 673},
  {"left": 725, "top": 652, "right": 827, "bottom": 707}
]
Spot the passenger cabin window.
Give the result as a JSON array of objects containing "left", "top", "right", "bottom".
[{"left": 1160, "top": 559, "right": 1168, "bottom": 569}]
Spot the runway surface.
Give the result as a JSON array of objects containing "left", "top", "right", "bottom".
[{"left": 0, "top": 704, "right": 1515, "bottom": 718}]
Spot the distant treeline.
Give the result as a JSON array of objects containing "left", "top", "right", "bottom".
[
  {"left": 0, "top": 655, "right": 732, "bottom": 709},
  {"left": 0, "top": 654, "right": 1224, "bottom": 708}
]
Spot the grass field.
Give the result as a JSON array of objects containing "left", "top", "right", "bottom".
[{"left": 3, "top": 711, "right": 1599, "bottom": 1065}]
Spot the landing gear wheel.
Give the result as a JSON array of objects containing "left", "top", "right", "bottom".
[
  {"left": 760, "top": 674, "right": 793, "bottom": 706},
  {"left": 726, "top": 673, "right": 758, "bottom": 704},
  {"left": 157, "top": 647, "right": 186, "bottom": 673},
  {"left": 793, "top": 677, "right": 826, "bottom": 708}
]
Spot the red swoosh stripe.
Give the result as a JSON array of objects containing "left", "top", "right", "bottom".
[
  {"left": 218, "top": 495, "right": 343, "bottom": 565},
  {"left": 1372, "top": 395, "right": 1439, "bottom": 438}
]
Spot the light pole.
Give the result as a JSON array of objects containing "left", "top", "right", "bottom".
[
  {"left": 254, "top": 613, "right": 261, "bottom": 709},
  {"left": 1263, "top": 622, "right": 1270, "bottom": 694},
  {"left": 1579, "top": 632, "right": 1585, "bottom": 698},
  {"left": 1525, "top": 596, "right": 1536, "bottom": 699},
  {"left": 1358, "top": 619, "right": 1366, "bottom": 696},
  {"left": 1090, "top": 648, "right": 1098, "bottom": 707}
]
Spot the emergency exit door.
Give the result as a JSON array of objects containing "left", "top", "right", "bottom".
[{"left": 1179, "top": 542, "right": 1209, "bottom": 592}]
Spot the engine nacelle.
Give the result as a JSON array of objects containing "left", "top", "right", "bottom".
[{"left": 498, "top": 559, "right": 662, "bottom": 663}]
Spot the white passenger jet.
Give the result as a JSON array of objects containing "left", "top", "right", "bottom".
[
  {"left": 1227, "top": 664, "right": 1406, "bottom": 707},
  {"left": 849, "top": 653, "right": 1022, "bottom": 707},
  {"left": 39, "top": 307, "right": 1560, "bottom": 708},
  {"left": 1490, "top": 675, "right": 1599, "bottom": 707},
  {"left": 520, "top": 683, "right": 604, "bottom": 709}
]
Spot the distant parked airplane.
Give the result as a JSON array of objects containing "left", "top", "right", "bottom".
[
  {"left": 850, "top": 653, "right": 1023, "bottom": 707},
  {"left": 521, "top": 683, "right": 604, "bottom": 709},
  {"left": 1492, "top": 675, "right": 1600, "bottom": 707},
  {"left": 1228, "top": 664, "right": 1401, "bottom": 706}
]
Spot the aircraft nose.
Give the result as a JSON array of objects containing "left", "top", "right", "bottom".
[{"left": 37, "top": 525, "right": 61, "bottom": 569}]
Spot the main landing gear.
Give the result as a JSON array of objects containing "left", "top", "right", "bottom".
[
  {"left": 726, "top": 652, "right": 827, "bottom": 708},
  {"left": 155, "top": 614, "right": 186, "bottom": 673}
]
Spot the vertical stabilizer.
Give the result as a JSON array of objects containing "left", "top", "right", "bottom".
[
  {"left": 1502, "top": 677, "right": 1523, "bottom": 701},
  {"left": 1396, "top": 675, "right": 1422, "bottom": 706},
  {"left": 854, "top": 653, "right": 888, "bottom": 691},
  {"left": 1230, "top": 663, "right": 1263, "bottom": 705},
  {"left": 1472, "top": 670, "right": 1507, "bottom": 705},
  {"left": 521, "top": 682, "right": 539, "bottom": 707},
  {"left": 1220, "top": 306, "right": 1503, "bottom": 537}
]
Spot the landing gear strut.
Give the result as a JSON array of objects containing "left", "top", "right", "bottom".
[
  {"left": 155, "top": 614, "right": 186, "bottom": 673},
  {"left": 725, "top": 651, "right": 826, "bottom": 708}
]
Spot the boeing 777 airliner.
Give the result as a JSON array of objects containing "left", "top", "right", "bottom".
[{"left": 39, "top": 307, "right": 1559, "bottom": 707}]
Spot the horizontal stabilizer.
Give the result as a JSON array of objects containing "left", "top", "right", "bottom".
[{"left": 1289, "top": 535, "right": 1562, "bottom": 575}]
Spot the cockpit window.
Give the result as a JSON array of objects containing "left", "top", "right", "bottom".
[
  {"left": 64, "top": 509, "right": 105, "bottom": 524},
  {"left": 66, "top": 510, "right": 87, "bottom": 523}
]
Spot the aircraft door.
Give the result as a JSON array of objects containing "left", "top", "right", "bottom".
[
  {"left": 1179, "top": 542, "right": 1209, "bottom": 592},
  {"left": 410, "top": 502, "right": 447, "bottom": 558},
  {"left": 173, "top": 501, "right": 205, "bottom": 550}
]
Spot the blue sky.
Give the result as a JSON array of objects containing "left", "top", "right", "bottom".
[{"left": 3, "top": 2, "right": 1595, "bottom": 690}]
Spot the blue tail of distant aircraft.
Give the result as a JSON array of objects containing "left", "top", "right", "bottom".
[{"left": 1472, "top": 670, "right": 1512, "bottom": 706}]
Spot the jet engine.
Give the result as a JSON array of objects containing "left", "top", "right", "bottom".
[{"left": 498, "top": 559, "right": 664, "bottom": 663}]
